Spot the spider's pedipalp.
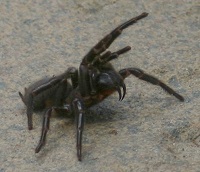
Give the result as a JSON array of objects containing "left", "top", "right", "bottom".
[
  {"left": 115, "top": 46, "right": 131, "bottom": 55},
  {"left": 92, "top": 46, "right": 131, "bottom": 67},
  {"left": 92, "top": 51, "right": 112, "bottom": 66},
  {"left": 102, "top": 46, "right": 131, "bottom": 64}
]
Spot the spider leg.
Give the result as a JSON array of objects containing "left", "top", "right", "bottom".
[
  {"left": 72, "top": 98, "right": 85, "bottom": 161},
  {"left": 119, "top": 68, "right": 184, "bottom": 101},
  {"left": 19, "top": 88, "right": 33, "bottom": 129},
  {"left": 82, "top": 12, "right": 148, "bottom": 64},
  {"left": 93, "top": 46, "right": 131, "bottom": 66},
  {"left": 32, "top": 77, "right": 63, "bottom": 96},
  {"left": 19, "top": 91, "right": 25, "bottom": 104},
  {"left": 35, "top": 108, "right": 52, "bottom": 153},
  {"left": 35, "top": 105, "right": 71, "bottom": 153},
  {"left": 26, "top": 94, "right": 34, "bottom": 130}
]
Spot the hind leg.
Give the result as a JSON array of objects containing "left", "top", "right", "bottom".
[{"left": 35, "top": 105, "right": 71, "bottom": 153}]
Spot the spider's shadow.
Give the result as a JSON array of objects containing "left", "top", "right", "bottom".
[
  {"left": 54, "top": 104, "right": 117, "bottom": 124},
  {"left": 85, "top": 105, "right": 117, "bottom": 124}
]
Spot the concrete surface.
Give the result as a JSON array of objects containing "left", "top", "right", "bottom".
[{"left": 0, "top": 0, "right": 199, "bottom": 171}]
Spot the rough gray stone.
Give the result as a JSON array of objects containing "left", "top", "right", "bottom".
[{"left": 0, "top": 0, "right": 199, "bottom": 171}]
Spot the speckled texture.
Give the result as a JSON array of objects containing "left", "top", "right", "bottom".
[{"left": 0, "top": 0, "right": 199, "bottom": 171}]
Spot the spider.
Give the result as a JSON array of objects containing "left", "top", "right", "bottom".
[{"left": 19, "top": 12, "right": 184, "bottom": 161}]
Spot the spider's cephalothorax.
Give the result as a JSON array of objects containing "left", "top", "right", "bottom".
[{"left": 19, "top": 13, "right": 184, "bottom": 161}]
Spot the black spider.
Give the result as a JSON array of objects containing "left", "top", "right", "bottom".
[{"left": 19, "top": 12, "right": 184, "bottom": 161}]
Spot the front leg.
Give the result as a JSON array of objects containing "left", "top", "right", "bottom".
[
  {"left": 119, "top": 68, "right": 184, "bottom": 101},
  {"left": 72, "top": 97, "right": 85, "bottom": 161},
  {"left": 82, "top": 12, "right": 148, "bottom": 64}
]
